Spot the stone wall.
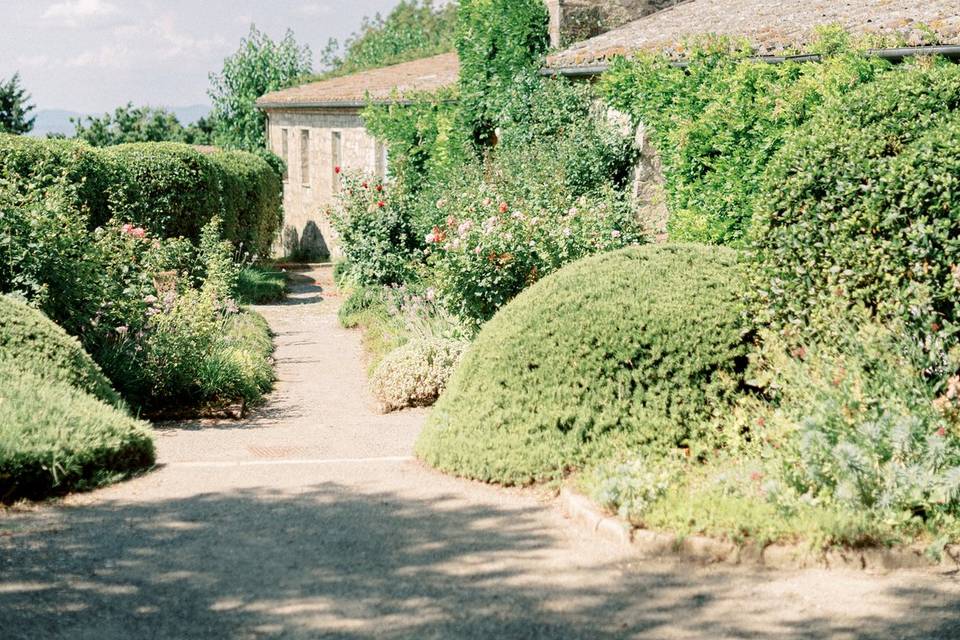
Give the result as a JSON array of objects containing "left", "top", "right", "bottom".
[
  {"left": 265, "top": 108, "right": 385, "bottom": 259},
  {"left": 546, "top": 0, "right": 683, "bottom": 48}
]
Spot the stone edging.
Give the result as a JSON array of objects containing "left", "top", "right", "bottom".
[{"left": 558, "top": 487, "right": 960, "bottom": 572}]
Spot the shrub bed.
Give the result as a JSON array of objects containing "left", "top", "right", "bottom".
[{"left": 416, "top": 244, "right": 750, "bottom": 484}]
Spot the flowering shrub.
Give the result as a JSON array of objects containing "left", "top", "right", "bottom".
[
  {"left": 370, "top": 337, "right": 468, "bottom": 412},
  {"left": 329, "top": 173, "right": 416, "bottom": 285},
  {"left": 427, "top": 189, "right": 644, "bottom": 325},
  {"left": 748, "top": 324, "right": 960, "bottom": 527}
]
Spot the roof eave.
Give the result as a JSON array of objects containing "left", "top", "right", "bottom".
[{"left": 543, "top": 44, "right": 960, "bottom": 78}]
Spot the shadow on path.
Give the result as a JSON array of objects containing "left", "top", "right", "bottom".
[{"left": 2, "top": 484, "right": 959, "bottom": 639}]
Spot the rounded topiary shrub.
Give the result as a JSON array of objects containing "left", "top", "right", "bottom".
[
  {"left": 752, "top": 62, "right": 960, "bottom": 357},
  {"left": 370, "top": 338, "right": 468, "bottom": 412},
  {"left": 0, "top": 295, "right": 122, "bottom": 407},
  {"left": 416, "top": 243, "right": 750, "bottom": 485},
  {"left": 0, "top": 362, "right": 155, "bottom": 502}
]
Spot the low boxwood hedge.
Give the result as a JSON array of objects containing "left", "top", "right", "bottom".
[
  {"left": 0, "top": 295, "right": 122, "bottom": 407},
  {"left": 416, "top": 243, "right": 751, "bottom": 485},
  {"left": 0, "top": 362, "right": 155, "bottom": 502},
  {"left": 0, "top": 134, "right": 282, "bottom": 253}
]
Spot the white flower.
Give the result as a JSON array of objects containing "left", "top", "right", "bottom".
[
  {"left": 425, "top": 232, "right": 437, "bottom": 244},
  {"left": 458, "top": 220, "right": 474, "bottom": 235},
  {"left": 563, "top": 228, "right": 572, "bottom": 237},
  {"left": 426, "top": 288, "right": 436, "bottom": 301},
  {"left": 611, "top": 230, "right": 622, "bottom": 239}
]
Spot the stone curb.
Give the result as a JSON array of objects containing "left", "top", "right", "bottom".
[{"left": 558, "top": 487, "right": 960, "bottom": 573}]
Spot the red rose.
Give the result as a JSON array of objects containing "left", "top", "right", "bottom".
[
  {"left": 377, "top": 200, "right": 386, "bottom": 208},
  {"left": 498, "top": 201, "right": 509, "bottom": 214},
  {"left": 376, "top": 184, "right": 383, "bottom": 192},
  {"left": 334, "top": 166, "right": 341, "bottom": 174}
]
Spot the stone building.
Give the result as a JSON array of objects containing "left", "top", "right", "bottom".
[
  {"left": 256, "top": 1, "right": 659, "bottom": 258},
  {"left": 544, "top": 0, "right": 960, "bottom": 238},
  {"left": 256, "top": 53, "right": 459, "bottom": 259}
]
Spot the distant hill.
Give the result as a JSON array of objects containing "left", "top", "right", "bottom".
[{"left": 28, "top": 104, "right": 212, "bottom": 138}]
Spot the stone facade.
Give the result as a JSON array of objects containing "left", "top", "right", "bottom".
[{"left": 264, "top": 108, "right": 386, "bottom": 259}]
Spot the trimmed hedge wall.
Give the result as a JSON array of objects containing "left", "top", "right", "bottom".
[
  {"left": 417, "top": 243, "right": 750, "bottom": 484},
  {"left": 0, "top": 134, "right": 282, "bottom": 254}
]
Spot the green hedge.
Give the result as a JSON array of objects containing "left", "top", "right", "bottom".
[
  {"left": 416, "top": 243, "right": 750, "bottom": 484},
  {"left": 751, "top": 61, "right": 960, "bottom": 366},
  {"left": 0, "top": 295, "right": 122, "bottom": 407},
  {"left": 600, "top": 38, "right": 890, "bottom": 245},
  {"left": 0, "top": 362, "right": 155, "bottom": 502},
  {"left": 0, "top": 134, "right": 282, "bottom": 253}
]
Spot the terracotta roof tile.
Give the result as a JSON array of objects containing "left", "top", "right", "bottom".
[
  {"left": 256, "top": 53, "right": 459, "bottom": 109},
  {"left": 547, "top": 0, "right": 960, "bottom": 68}
]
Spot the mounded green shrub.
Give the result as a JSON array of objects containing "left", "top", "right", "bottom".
[
  {"left": 370, "top": 337, "right": 468, "bottom": 411},
  {"left": 0, "top": 295, "right": 121, "bottom": 407},
  {"left": 751, "top": 61, "right": 960, "bottom": 365},
  {"left": 0, "top": 134, "right": 282, "bottom": 250},
  {"left": 0, "top": 362, "right": 155, "bottom": 502},
  {"left": 416, "top": 243, "right": 750, "bottom": 484}
]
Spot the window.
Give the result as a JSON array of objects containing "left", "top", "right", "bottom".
[
  {"left": 300, "top": 129, "right": 310, "bottom": 187},
  {"left": 331, "top": 131, "right": 342, "bottom": 195},
  {"left": 280, "top": 129, "right": 289, "bottom": 182},
  {"left": 375, "top": 140, "right": 388, "bottom": 181}
]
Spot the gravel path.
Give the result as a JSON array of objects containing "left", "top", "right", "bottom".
[{"left": 3, "top": 266, "right": 960, "bottom": 639}]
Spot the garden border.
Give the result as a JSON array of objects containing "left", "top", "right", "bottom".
[{"left": 558, "top": 487, "right": 960, "bottom": 573}]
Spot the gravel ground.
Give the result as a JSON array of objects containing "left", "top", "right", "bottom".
[{"left": 2, "top": 266, "right": 960, "bottom": 640}]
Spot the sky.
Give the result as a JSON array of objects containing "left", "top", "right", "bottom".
[{"left": 1, "top": 0, "right": 407, "bottom": 113}]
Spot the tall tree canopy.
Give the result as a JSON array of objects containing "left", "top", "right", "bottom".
[
  {"left": 0, "top": 73, "right": 36, "bottom": 135},
  {"left": 319, "top": 0, "right": 457, "bottom": 79},
  {"left": 209, "top": 26, "right": 313, "bottom": 152},
  {"left": 71, "top": 103, "right": 213, "bottom": 147}
]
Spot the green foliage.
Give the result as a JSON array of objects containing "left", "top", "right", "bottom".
[
  {"left": 72, "top": 103, "right": 212, "bottom": 147},
  {"left": 363, "top": 87, "right": 468, "bottom": 197},
  {"left": 206, "top": 149, "right": 283, "bottom": 257},
  {"left": 0, "top": 134, "right": 282, "bottom": 251},
  {"left": 417, "top": 244, "right": 750, "bottom": 484},
  {"left": 370, "top": 337, "right": 468, "bottom": 411},
  {"left": 0, "top": 295, "right": 121, "bottom": 407},
  {"left": 751, "top": 60, "right": 960, "bottom": 370},
  {"left": 320, "top": 0, "right": 457, "bottom": 78},
  {"left": 237, "top": 266, "right": 286, "bottom": 304},
  {"left": 330, "top": 173, "right": 416, "bottom": 286},
  {"left": 209, "top": 26, "right": 313, "bottom": 152},
  {"left": 0, "top": 362, "right": 155, "bottom": 502},
  {"left": 751, "top": 323, "right": 960, "bottom": 527},
  {"left": 601, "top": 37, "right": 891, "bottom": 245},
  {"left": 104, "top": 143, "right": 222, "bottom": 239},
  {"left": 0, "top": 73, "right": 35, "bottom": 135},
  {"left": 456, "top": 0, "right": 549, "bottom": 146},
  {"left": 197, "top": 216, "right": 240, "bottom": 299}
]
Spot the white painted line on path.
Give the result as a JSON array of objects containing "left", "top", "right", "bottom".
[{"left": 164, "top": 456, "right": 416, "bottom": 469}]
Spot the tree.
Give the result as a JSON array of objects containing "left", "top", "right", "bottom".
[
  {"left": 0, "top": 73, "right": 36, "bottom": 135},
  {"left": 320, "top": 0, "right": 457, "bottom": 79},
  {"left": 72, "top": 103, "right": 192, "bottom": 146},
  {"left": 208, "top": 26, "right": 313, "bottom": 152}
]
